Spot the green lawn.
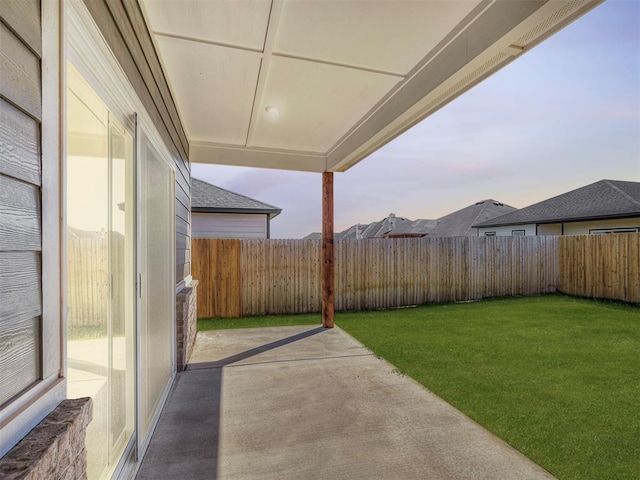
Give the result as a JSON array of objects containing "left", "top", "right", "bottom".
[{"left": 198, "top": 294, "right": 640, "bottom": 480}]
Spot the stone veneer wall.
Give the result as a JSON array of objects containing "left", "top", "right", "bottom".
[
  {"left": 0, "top": 398, "right": 93, "bottom": 480},
  {"left": 176, "top": 280, "right": 199, "bottom": 371}
]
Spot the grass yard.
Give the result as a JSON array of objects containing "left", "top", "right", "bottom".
[{"left": 198, "top": 294, "right": 640, "bottom": 480}]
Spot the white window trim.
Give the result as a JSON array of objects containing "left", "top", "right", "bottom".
[
  {"left": 589, "top": 227, "right": 639, "bottom": 234},
  {"left": 66, "top": 1, "right": 178, "bottom": 473}
]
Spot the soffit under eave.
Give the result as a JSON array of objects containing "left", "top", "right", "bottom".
[{"left": 174, "top": 0, "right": 604, "bottom": 173}]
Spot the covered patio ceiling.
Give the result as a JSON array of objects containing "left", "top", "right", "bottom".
[{"left": 139, "top": 0, "right": 603, "bottom": 173}]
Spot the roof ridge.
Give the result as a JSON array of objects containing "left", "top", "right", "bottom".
[
  {"left": 604, "top": 179, "right": 640, "bottom": 209},
  {"left": 466, "top": 201, "right": 493, "bottom": 236},
  {"left": 192, "top": 177, "right": 281, "bottom": 210}
]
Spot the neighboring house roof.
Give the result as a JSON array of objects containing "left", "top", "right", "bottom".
[
  {"left": 427, "top": 199, "right": 517, "bottom": 237},
  {"left": 191, "top": 178, "right": 282, "bottom": 218},
  {"left": 474, "top": 180, "right": 640, "bottom": 228},
  {"left": 337, "top": 213, "right": 412, "bottom": 240},
  {"left": 312, "top": 200, "right": 514, "bottom": 240},
  {"left": 302, "top": 232, "right": 322, "bottom": 240},
  {"left": 385, "top": 219, "right": 439, "bottom": 237}
]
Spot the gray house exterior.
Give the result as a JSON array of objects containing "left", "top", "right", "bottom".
[{"left": 192, "top": 178, "right": 281, "bottom": 239}]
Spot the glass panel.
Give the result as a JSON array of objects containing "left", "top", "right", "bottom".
[
  {"left": 67, "top": 63, "right": 136, "bottom": 479},
  {"left": 108, "top": 118, "right": 136, "bottom": 465},
  {"left": 139, "top": 135, "right": 174, "bottom": 442}
]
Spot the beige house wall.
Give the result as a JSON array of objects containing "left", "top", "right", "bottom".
[
  {"left": 478, "top": 217, "right": 640, "bottom": 236},
  {"left": 563, "top": 217, "right": 640, "bottom": 235},
  {"left": 477, "top": 224, "right": 537, "bottom": 236}
]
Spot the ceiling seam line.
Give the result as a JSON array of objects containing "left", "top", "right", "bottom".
[
  {"left": 271, "top": 52, "right": 406, "bottom": 78},
  {"left": 153, "top": 31, "right": 264, "bottom": 54},
  {"left": 245, "top": 0, "right": 283, "bottom": 148},
  {"left": 191, "top": 142, "right": 325, "bottom": 158},
  {"left": 245, "top": 56, "right": 264, "bottom": 148}
]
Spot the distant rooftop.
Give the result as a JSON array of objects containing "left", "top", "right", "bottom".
[
  {"left": 312, "top": 199, "right": 515, "bottom": 240},
  {"left": 474, "top": 180, "right": 640, "bottom": 228},
  {"left": 192, "top": 178, "right": 282, "bottom": 217},
  {"left": 429, "top": 199, "right": 516, "bottom": 237}
]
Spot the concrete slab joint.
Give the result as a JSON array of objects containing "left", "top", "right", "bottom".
[
  {"left": 176, "top": 280, "right": 199, "bottom": 371},
  {"left": 0, "top": 397, "right": 93, "bottom": 480}
]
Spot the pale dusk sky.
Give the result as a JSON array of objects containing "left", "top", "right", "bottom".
[{"left": 192, "top": 0, "right": 640, "bottom": 238}]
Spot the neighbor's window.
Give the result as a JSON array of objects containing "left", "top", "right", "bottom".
[
  {"left": 484, "top": 232, "right": 496, "bottom": 236},
  {"left": 589, "top": 227, "right": 639, "bottom": 234},
  {"left": 511, "top": 230, "right": 526, "bottom": 236}
]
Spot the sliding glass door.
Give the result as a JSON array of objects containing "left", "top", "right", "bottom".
[
  {"left": 138, "top": 132, "right": 175, "bottom": 447},
  {"left": 66, "top": 64, "right": 136, "bottom": 479}
]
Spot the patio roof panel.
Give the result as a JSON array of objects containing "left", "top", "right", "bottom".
[{"left": 139, "top": 0, "right": 604, "bottom": 173}]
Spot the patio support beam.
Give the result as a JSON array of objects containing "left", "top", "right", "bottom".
[{"left": 322, "top": 172, "right": 335, "bottom": 328}]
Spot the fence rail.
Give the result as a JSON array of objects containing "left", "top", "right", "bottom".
[
  {"left": 193, "top": 235, "right": 575, "bottom": 318},
  {"left": 68, "top": 233, "right": 639, "bottom": 324}
]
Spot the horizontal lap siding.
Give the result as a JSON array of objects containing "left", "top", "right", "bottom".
[
  {"left": 0, "top": 3, "right": 43, "bottom": 405},
  {"left": 192, "top": 213, "right": 268, "bottom": 239},
  {"left": 83, "top": 0, "right": 191, "bottom": 285}
]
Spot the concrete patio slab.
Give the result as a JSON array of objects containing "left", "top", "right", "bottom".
[{"left": 136, "top": 326, "right": 556, "bottom": 480}]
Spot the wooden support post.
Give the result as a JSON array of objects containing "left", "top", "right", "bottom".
[{"left": 322, "top": 172, "right": 335, "bottom": 328}]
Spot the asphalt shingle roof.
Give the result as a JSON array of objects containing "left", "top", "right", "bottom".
[
  {"left": 387, "top": 218, "right": 439, "bottom": 236},
  {"left": 191, "top": 178, "right": 282, "bottom": 217},
  {"left": 474, "top": 180, "right": 640, "bottom": 227},
  {"left": 428, "top": 199, "right": 516, "bottom": 237}
]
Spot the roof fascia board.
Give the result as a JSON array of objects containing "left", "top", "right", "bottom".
[
  {"left": 190, "top": 141, "right": 326, "bottom": 172},
  {"left": 193, "top": 207, "right": 281, "bottom": 216}
]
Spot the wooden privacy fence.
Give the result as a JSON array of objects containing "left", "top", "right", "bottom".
[
  {"left": 192, "top": 236, "right": 560, "bottom": 318},
  {"left": 558, "top": 232, "right": 640, "bottom": 304}
]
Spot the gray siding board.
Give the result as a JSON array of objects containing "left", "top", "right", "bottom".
[
  {"left": 0, "top": 97, "right": 40, "bottom": 185},
  {"left": 176, "top": 262, "right": 189, "bottom": 285},
  {"left": 0, "top": 252, "right": 42, "bottom": 324},
  {"left": 0, "top": 0, "right": 42, "bottom": 57},
  {"left": 0, "top": 316, "right": 40, "bottom": 407},
  {"left": 176, "top": 215, "right": 189, "bottom": 236},
  {"left": 176, "top": 248, "right": 189, "bottom": 268},
  {"left": 0, "top": 175, "right": 41, "bottom": 251},
  {"left": 0, "top": 20, "right": 41, "bottom": 120},
  {"left": 0, "top": 2, "right": 43, "bottom": 413},
  {"left": 176, "top": 232, "right": 188, "bottom": 251},
  {"left": 175, "top": 181, "right": 189, "bottom": 215},
  {"left": 176, "top": 199, "right": 189, "bottom": 223},
  {"left": 175, "top": 163, "right": 190, "bottom": 203}
]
